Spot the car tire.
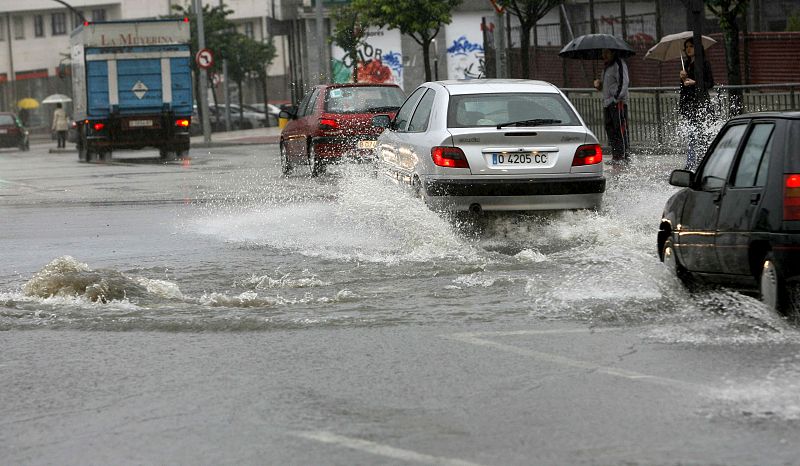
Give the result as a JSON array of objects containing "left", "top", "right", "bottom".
[
  {"left": 309, "top": 143, "right": 325, "bottom": 177},
  {"left": 663, "top": 238, "right": 692, "bottom": 286},
  {"left": 759, "top": 253, "right": 800, "bottom": 319},
  {"left": 280, "top": 143, "right": 292, "bottom": 175}
]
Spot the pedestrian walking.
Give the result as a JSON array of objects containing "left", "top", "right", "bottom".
[
  {"left": 593, "top": 48, "right": 630, "bottom": 164},
  {"left": 52, "top": 103, "right": 68, "bottom": 149},
  {"left": 678, "top": 38, "right": 714, "bottom": 170}
]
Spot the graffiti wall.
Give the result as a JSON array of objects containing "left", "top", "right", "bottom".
[
  {"left": 445, "top": 13, "right": 485, "bottom": 80},
  {"left": 330, "top": 28, "right": 404, "bottom": 89}
]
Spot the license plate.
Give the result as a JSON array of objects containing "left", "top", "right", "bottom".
[
  {"left": 490, "top": 152, "right": 549, "bottom": 165},
  {"left": 357, "top": 140, "right": 377, "bottom": 150},
  {"left": 129, "top": 119, "right": 153, "bottom": 127},
  {"left": 0, "top": 129, "right": 6, "bottom": 134}
]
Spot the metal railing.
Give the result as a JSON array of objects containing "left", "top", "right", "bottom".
[{"left": 562, "top": 83, "right": 800, "bottom": 146}]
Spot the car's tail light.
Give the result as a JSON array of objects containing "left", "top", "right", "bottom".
[
  {"left": 572, "top": 144, "right": 602, "bottom": 166},
  {"left": 319, "top": 118, "right": 339, "bottom": 130},
  {"left": 431, "top": 146, "right": 469, "bottom": 168},
  {"left": 92, "top": 122, "right": 105, "bottom": 131},
  {"left": 784, "top": 174, "right": 800, "bottom": 221},
  {"left": 175, "top": 118, "right": 190, "bottom": 127}
]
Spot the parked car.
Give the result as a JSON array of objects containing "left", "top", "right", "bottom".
[
  {"left": 279, "top": 83, "right": 405, "bottom": 176},
  {"left": 0, "top": 112, "right": 30, "bottom": 151},
  {"left": 658, "top": 111, "right": 800, "bottom": 318},
  {"left": 190, "top": 105, "right": 266, "bottom": 134},
  {"left": 245, "top": 103, "right": 280, "bottom": 126},
  {"left": 372, "top": 79, "right": 605, "bottom": 213}
]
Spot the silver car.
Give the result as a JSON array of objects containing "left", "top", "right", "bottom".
[{"left": 373, "top": 79, "right": 605, "bottom": 212}]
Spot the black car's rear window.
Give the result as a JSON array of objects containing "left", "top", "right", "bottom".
[
  {"left": 447, "top": 93, "right": 581, "bottom": 128},
  {"left": 0, "top": 115, "right": 16, "bottom": 125},
  {"left": 324, "top": 86, "right": 405, "bottom": 114}
]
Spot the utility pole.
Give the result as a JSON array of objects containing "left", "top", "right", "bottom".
[
  {"left": 315, "top": 0, "right": 326, "bottom": 83},
  {"left": 495, "top": 8, "right": 506, "bottom": 78},
  {"left": 690, "top": 0, "right": 706, "bottom": 98},
  {"left": 220, "top": 0, "right": 230, "bottom": 132},
  {"left": 195, "top": 0, "right": 212, "bottom": 142}
]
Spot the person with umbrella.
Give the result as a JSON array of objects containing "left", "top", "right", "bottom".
[
  {"left": 679, "top": 38, "right": 714, "bottom": 170},
  {"left": 593, "top": 48, "right": 630, "bottom": 165},
  {"left": 51, "top": 103, "right": 69, "bottom": 149}
]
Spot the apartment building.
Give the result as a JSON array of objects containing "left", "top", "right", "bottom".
[{"left": 0, "top": 0, "right": 286, "bottom": 114}]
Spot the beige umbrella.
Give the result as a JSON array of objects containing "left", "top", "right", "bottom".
[{"left": 644, "top": 31, "right": 716, "bottom": 70}]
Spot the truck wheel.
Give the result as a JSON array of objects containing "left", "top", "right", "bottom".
[
  {"left": 177, "top": 148, "right": 190, "bottom": 159},
  {"left": 99, "top": 151, "right": 111, "bottom": 162},
  {"left": 159, "top": 148, "right": 177, "bottom": 161}
]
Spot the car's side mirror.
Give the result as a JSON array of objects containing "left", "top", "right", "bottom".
[
  {"left": 371, "top": 114, "right": 391, "bottom": 129},
  {"left": 669, "top": 169, "right": 693, "bottom": 188},
  {"left": 279, "top": 105, "right": 298, "bottom": 120}
]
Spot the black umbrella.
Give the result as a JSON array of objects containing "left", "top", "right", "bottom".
[{"left": 558, "top": 34, "right": 635, "bottom": 60}]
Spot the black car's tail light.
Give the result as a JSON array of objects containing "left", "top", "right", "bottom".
[
  {"left": 784, "top": 174, "right": 800, "bottom": 221},
  {"left": 572, "top": 144, "right": 602, "bottom": 166},
  {"left": 431, "top": 146, "right": 469, "bottom": 168}
]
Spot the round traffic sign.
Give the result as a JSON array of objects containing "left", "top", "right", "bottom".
[{"left": 196, "top": 48, "right": 214, "bottom": 69}]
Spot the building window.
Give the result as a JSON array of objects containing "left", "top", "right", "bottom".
[
  {"left": 71, "top": 11, "right": 84, "bottom": 30},
  {"left": 0, "top": 17, "right": 5, "bottom": 42},
  {"left": 92, "top": 9, "right": 106, "bottom": 22},
  {"left": 13, "top": 17, "right": 24, "bottom": 40},
  {"left": 34, "top": 15, "right": 44, "bottom": 37},
  {"left": 244, "top": 22, "right": 254, "bottom": 39},
  {"left": 52, "top": 12, "right": 67, "bottom": 36}
]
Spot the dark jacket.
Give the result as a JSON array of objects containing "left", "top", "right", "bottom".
[{"left": 679, "top": 58, "right": 714, "bottom": 120}]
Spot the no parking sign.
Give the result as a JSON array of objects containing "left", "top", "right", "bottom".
[{"left": 196, "top": 48, "right": 214, "bottom": 69}]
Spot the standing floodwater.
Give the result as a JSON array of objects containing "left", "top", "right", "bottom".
[{"left": 2, "top": 144, "right": 799, "bottom": 465}]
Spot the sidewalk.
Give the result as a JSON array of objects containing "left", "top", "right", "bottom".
[{"left": 190, "top": 126, "right": 281, "bottom": 147}]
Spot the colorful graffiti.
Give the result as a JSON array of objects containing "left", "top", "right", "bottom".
[
  {"left": 447, "top": 35, "right": 485, "bottom": 79},
  {"left": 330, "top": 28, "right": 404, "bottom": 88}
]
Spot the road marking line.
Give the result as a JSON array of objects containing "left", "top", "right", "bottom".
[
  {"left": 446, "top": 329, "right": 704, "bottom": 392},
  {"left": 294, "top": 431, "right": 484, "bottom": 466}
]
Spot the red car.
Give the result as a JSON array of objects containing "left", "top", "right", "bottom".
[
  {"left": 0, "top": 112, "right": 30, "bottom": 151},
  {"left": 279, "top": 83, "right": 405, "bottom": 176}
]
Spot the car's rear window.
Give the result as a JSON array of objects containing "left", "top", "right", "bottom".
[
  {"left": 324, "top": 86, "right": 406, "bottom": 114},
  {"left": 447, "top": 93, "right": 581, "bottom": 128},
  {"left": 0, "top": 115, "right": 16, "bottom": 125}
]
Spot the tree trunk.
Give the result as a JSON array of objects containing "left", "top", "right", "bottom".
[
  {"left": 237, "top": 80, "right": 244, "bottom": 128},
  {"left": 520, "top": 23, "right": 532, "bottom": 79},
  {"left": 261, "top": 69, "right": 271, "bottom": 128},
  {"left": 723, "top": 13, "right": 743, "bottom": 114},
  {"left": 422, "top": 40, "right": 432, "bottom": 82}
]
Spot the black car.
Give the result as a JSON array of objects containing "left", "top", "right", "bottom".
[
  {"left": 0, "top": 112, "right": 30, "bottom": 151},
  {"left": 658, "top": 111, "right": 800, "bottom": 318}
]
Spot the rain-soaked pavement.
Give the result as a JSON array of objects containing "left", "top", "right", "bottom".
[{"left": 1, "top": 141, "right": 800, "bottom": 465}]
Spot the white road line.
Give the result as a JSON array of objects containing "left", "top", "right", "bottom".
[
  {"left": 446, "top": 330, "right": 705, "bottom": 392},
  {"left": 294, "top": 431, "right": 484, "bottom": 466}
]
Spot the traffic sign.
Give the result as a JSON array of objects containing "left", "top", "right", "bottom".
[{"left": 196, "top": 48, "right": 214, "bottom": 69}]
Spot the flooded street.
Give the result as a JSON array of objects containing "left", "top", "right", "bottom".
[{"left": 2, "top": 143, "right": 800, "bottom": 465}]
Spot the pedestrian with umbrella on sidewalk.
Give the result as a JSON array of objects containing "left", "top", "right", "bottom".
[
  {"left": 645, "top": 31, "right": 716, "bottom": 170},
  {"left": 560, "top": 34, "right": 634, "bottom": 165}
]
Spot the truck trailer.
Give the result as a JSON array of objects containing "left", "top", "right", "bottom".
[{"left": 70, "top": 19, "right": 193, "bottom": 162}]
